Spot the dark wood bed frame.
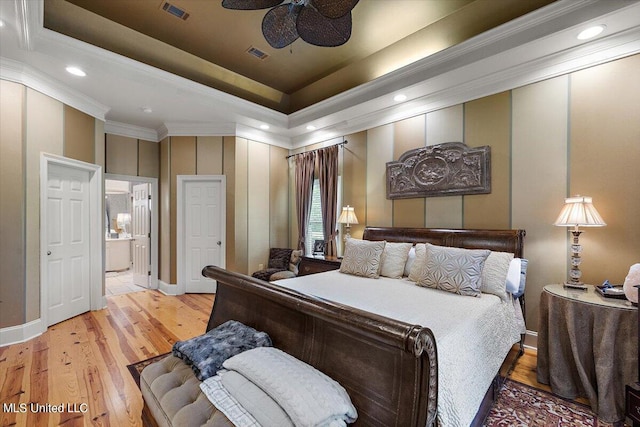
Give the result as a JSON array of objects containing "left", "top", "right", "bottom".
[{"left": 196, "top": 227, "right": 525, "bottom": 427}]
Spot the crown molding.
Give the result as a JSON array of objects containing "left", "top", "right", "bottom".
[
  {"left": 0, "top": 57, "right": 110, "bottom": 120},
  {"left": 104, "top": 121, "right": 159, "bottom": 142}
]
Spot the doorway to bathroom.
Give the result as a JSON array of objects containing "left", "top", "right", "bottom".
[{"left": 104, "top": 174, "right": 158, "bottom": 296}]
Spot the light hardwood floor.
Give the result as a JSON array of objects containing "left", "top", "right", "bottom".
[{"left": 1, "top": 290, "right": 548, "bottom": 427}]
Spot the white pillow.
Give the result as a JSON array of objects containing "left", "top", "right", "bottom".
[
  {"left": 380, "top": 242, "right": 412, "bottom": 279},
  {"left": 480, "top": 251, "right": 514, "bottom": 301},
  {"left": 404, "top": 246, "right": 416, "bottom": 277},
  {"left": 415, "top": 244, "right": 490, "bottom": 297},
  {"left": 506, "top": 258, "right": 522, "bottom": 294},
  {"left": 340, "top": 238, "right": 386, "bottom": 278},
  {"left": 407, "top": 243, "right": 427, "bottom": 281}
]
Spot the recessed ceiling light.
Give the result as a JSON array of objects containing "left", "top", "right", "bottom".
[
  {"left": 0, "top": 20, "right": 5, "bottom": 28},
  {"left": 260, "top": 124, "right": 270, "bottom": 130},
  {"left": 141, "top": 107, "right": 153, "bottom": 114},
  {"left": 65, "top": 66, "right": 86, "bottom": 77},
  {"left": 577, "top": 25, "right": 605, "bottom": 40},
  {"left": 393, "top": 94, "right": 407, "bottom": 102},
  {"left": 306, "top": 125, "right": 316, "bottom": 131}
]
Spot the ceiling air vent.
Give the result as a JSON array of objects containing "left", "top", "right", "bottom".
[
  {"left": 160, "top": 1, "right": 190, "bottom": 20},
  {"left": 246, "top": 46, "right": 269, "bottom": 60}
]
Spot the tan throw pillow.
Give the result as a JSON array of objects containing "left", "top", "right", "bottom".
[
  {"left": 416, "top": 244, "right": 490, "bottom": 297},
  {"left": 407, "top": 243, "right": 427, "bottom": 282},
  {"left": 481, "top": 251, "right": 514, "bottom": 301},
  {"left": 340, "top": 239, "right": 386, "bottom": 278},
  {"left": 380, "top": 242, "right": 413, "bottom": 279}
]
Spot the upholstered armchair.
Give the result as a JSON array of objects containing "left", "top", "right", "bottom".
[{"left": 251, "top": 248, "right": 303, "bottom": 281}]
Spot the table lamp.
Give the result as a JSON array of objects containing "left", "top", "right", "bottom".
[
  {"left": 554, "top": 195, "right": 606, "bottom": 287},
  {"left": 338, "top": 205, "right": 358, "bottom": 241}
]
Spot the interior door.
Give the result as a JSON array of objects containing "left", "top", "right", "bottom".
[
  {"left": 46, "top": 163, "right": 91, "bottom": 326},
  {"left": 184, "top": 179, "right": 224, "bottom": 293},
  {"left": 132, "top": 183, "right": 150, "bottom": 288}
]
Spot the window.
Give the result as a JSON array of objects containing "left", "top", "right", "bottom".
[
  {"left": 305, "top": 179, "right": 324, "bottom": 255},
  {"left": 304, "top": 177, "right": 342, "bottom": 255}
]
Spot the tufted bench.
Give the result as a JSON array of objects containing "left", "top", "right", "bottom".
[{"left": 140, "top": 355, "right": 233, "bottom": 427}]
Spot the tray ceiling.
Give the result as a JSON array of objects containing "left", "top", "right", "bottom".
[{"left": 44, "top": 0, "right": 556, "bottom": 113}]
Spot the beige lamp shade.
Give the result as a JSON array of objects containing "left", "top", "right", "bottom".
[
  {"left": 338, "top": 205, "right": 358, "bottom": 226},
  {"left": 554, "top": 196, "right": 606, "bottom": 228}
]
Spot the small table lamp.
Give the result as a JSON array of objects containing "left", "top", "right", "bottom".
[
  {"left": 554, "top": 195, "right": 606, "bottom": 287},
  {"left": 338, "top": 205, "right": 358, "bottom": 241}
]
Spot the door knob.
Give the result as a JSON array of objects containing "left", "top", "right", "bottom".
[
  {"left": 217, "top": 241, "right": 222, "bottom": 246},
  {"left": 47, "top": 251, "right": 51, "bottom": 255}
]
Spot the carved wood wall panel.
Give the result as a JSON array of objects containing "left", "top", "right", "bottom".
[{"left": 386, "top": 142, "right": 491, "bottom": 199}]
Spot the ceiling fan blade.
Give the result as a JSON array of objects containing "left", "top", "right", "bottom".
[
  {"left": 262, "top": 4, "right": 301, "bottom": 49},
  {"left": 297, "top": 7, "right": 352, "bottom": 47},
  {"left": 222, "top": 0, "right": 283, "bottom": 10},
  {"left": 311, "top": 0, "right": 359, "bottom": 19}
]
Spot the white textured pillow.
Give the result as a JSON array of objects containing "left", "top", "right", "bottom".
[
  {"left": 407, "top": 243, "right": 427, "bottom": 282},
  {"left": 403, "top": 246, "right": 416, "bottom": 277},
  {"left": 481, "top": 251, "right": 514, "bottom": 301},
  {"left": 220, "top": 370, "right": 294, "bottom": 427},
  {"left": 505, "top": 258, "right": 522, "bottom": 294},
  {"left": 380, "top": 242, "right": 412, "bottom": 279},
  {"left": 416, "top": 244, "right": 490, "bottom": 297},
  {"left": 340, "top": 239, "right": 386, "bottom": 278}
]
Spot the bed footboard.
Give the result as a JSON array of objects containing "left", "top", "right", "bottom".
[{"left": 202, "top": 266, "right": 438, "bottom": 427}]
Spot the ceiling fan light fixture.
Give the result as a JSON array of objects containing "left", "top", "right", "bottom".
[{"left": 223, "top": 0, "right": 359, "bottom": 49}]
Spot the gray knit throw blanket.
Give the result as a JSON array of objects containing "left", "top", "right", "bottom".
[{"left": 172, "top": 320, "right": 272, "bottom": 380}]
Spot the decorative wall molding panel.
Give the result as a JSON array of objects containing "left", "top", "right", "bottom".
[{"left": 386, "top": 142, "right": 491, "bottom": 199}]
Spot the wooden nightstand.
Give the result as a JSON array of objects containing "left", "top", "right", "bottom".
[{"left": 298, "top": 256, "right": 341, "bottom": 276}]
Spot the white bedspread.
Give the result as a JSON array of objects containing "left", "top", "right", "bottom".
[{"left": 273, "top": 270, "right": 521, "bottom": 427}]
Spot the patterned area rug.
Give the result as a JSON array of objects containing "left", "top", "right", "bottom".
[
  {"left": 127, "top": 353, "right": 169, "bottom": 388},
  {"left": 484, "top": 379, "right": 616, "bottom": 427}
]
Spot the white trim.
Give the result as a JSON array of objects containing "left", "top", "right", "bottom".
[
  {"left": 158, "top": 280, "right": 178, "bottom": 296},
  {"left": 0, "top": 318, "right": 43, "bottom": 347},
  {"left": 104, "top": 121, "right": 159, "bottom": 143},
  {"left": 523, "top": 329, "right": 538, "bottom": 351},
  {"left": 40, "top": 153, "right": 103, "bottom": 331},
  {"left": 176, "top": 175, "right": 226, "bottom": 295},
  {"left": 104, "top": 173, "right": 159, "bottom": 290}
]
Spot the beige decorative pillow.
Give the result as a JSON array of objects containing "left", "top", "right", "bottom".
[
  {"left": 407, "top": 243, "right": 427, "bottom": 282},
  {"left": 416, "top": 244, "right": 490, "bottom": 297},
  {"left": 380, "top": 242, "right": 413, "bottom": 279},
  {"left": 340, "top": 239, "right": 386, "bottom": 278},
  {"left": 481, "top": 251, "right": 514, "bottom": 301}
]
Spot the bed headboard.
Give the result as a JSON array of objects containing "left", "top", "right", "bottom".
[{"left": 362, "top": 227, "right": 525, "bottom": 258}]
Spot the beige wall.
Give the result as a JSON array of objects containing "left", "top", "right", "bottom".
[
  {"left": 156, "top": 135, "right": 289, "bottom": 288},
  {"left": 289, "top": 55, "right": 640, "bottom": 332},
  {"left": 1, "top": 84, "right": 104, "bottom": 328}
]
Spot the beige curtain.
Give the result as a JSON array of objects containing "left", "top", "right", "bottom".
[
  {"left": 317, "top": 145, "right": 339, "bottom": 257},
  {"left": 295, "top": 151, "right": 316, "bottom": 251}
]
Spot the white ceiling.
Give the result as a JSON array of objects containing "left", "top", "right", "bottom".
[{"left": 1, "top": 0, "right": 639, "bottom": 149}]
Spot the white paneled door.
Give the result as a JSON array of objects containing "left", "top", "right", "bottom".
[
  {"left": 132, "top": 183, "right": 150, "bottom": 288},
  {"left": 179, "top": 176, "right": 225, "bottom": 293},
  {"left": 46, "top": 163, "right": 91, "bottom": 326}
]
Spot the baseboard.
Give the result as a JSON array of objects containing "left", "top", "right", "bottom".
[
  {"left": 523, "top": 329, "right": 538, "bottom": 350},
  {"left": 158, "top": 280, "right": 179, "bottom": 295},
  {"left": 0, "top": 318, "right": 44, "bottom": 347}
]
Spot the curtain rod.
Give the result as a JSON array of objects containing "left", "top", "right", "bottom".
[{"left": 286, "top": 140, "right": 348, "bottom": 159}]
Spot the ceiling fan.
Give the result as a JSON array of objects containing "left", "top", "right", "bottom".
[{"left": 222, "top": 0, "right": 360, "bottom": 49}]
